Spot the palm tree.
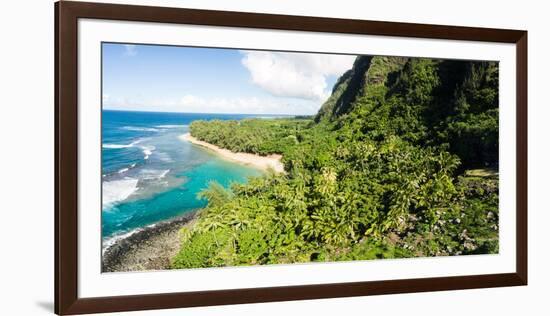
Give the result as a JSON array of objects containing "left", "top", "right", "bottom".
[{"left": 197, "top": 181, "right": 234, "bottom": 208}]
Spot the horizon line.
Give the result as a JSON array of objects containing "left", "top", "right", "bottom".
[{"left": 102, "top": 108, "right": 313, "bottom": 116}]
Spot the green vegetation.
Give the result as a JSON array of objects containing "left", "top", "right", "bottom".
[
  {"left": 189, "top": 118, "right": 311, "bottom": 156},
  {"left": 172, "top": 56, "right": 499, "bottom": 269}
]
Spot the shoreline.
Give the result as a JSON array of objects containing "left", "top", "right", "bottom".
[
  {"left": 102, "top": 212, "right": 196, "bottom": 272},
  {"left": 101, "top": 131, "right": 284, "bottom": 272},
  {"left": 180, "top": 133, "right": 285, "bottom": 173}
]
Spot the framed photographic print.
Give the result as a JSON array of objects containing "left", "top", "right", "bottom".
[{"left": 55, "top": 1, "right": 527, "bottom": 314}]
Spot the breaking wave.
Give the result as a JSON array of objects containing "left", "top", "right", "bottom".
[
  {"left": 139, "top": 169, "right": 170, "bottom": 180},
  {"left": 102, "top": 178, "right": 139, "bottom": 208},
  {"left": 102, "top": 139, "right": 144, "bottom": 149},
  {"left": 121, "top": 126, "right": 163, "bottom": 132}
]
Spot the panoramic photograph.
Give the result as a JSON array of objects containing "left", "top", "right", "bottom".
[{"left": 101, "top": 43, "right": 499, "bottom": 272}]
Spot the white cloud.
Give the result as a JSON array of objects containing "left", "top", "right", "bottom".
[
  {"left": 241, "top": 51, "right": 355, "bottom": 101},
  {"left": 123, "top": 44, "right": 137, "bottom": 57},
  {"left": 103, "top": 94, "right": 317, "bottom": 115},
  {"left": 177, "top": 95, "right": 309, "bottom": 114}
]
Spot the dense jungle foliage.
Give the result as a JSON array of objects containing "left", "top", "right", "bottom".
[
  {"left": 172, "top": 56, "right": 499, "bottom": 269},
  {"left": 189, "top": 119, "right": 311, "bottom": 156}
]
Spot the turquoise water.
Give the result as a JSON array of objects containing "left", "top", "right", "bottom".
[{"left": 101, "top": 110, "right": 270, "bottom": 248}]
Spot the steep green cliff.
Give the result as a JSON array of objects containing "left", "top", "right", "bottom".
[
  {"left": 172, "top": 55, "right": 500, "bottom": 269},
  {"left": 315, "top": 56, "right": 409, "bottom": 122},
  {"left": 318, "top": 55, "right": 498, "bottom": 169}
]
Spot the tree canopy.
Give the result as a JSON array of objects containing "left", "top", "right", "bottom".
[{"left": 172, "top": 56, "right": 499, "bottom": 269}]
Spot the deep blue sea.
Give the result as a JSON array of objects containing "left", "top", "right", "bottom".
[{"left": 101, "top": 110, "right": 282, "bottom": 250}]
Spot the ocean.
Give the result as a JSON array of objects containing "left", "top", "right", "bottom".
[{"left": 101, "top": 110, "right": 276, "bottom": 250}]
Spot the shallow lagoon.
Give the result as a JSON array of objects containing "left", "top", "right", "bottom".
[{"left": 101, "top": 110, "right": 265, "bottom": 248}]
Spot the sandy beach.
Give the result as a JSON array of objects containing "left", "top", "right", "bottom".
[
  {"left": 101, "top": 132, "right": 285, "bottom": 273},
  {"left": 180, "top": 133, "right": 285, "bottom": 173}
]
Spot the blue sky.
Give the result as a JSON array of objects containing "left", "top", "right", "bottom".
[{"left": 102, "top": 43, "right": 356, "bottom": 115}]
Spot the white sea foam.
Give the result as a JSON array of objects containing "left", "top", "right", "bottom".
[
  {"left": 121, "top": 126, "right": 163, "bottom": 132},
  {"left": 140, "top": 145, "right": 155, "bottom": 160},
  {"left": 102, "top": 139, "right": 144, "bottom": 149},
  {"left": 116, "top": 163, "right": 137, "bottom": 174},
  {"left": 143, "top": 148, "right": 153, "bottom": 156},
  {"left": 102, "top": 178, "right": 139, "bottom": 208},
  {"left": 158, "top": 169, "right": 170, "bottom": 179},
  {"left": 155, "top": 124, "right": 188, "bottom": 128},
  {"left": 102, "top": 228, "right": 143, "bottom": 254},
  {"left": 102, "top": 221, "right": 164, "bottom": 254},
  {"left": 103, "top": 143, "right": 131, "bottom": 149},
  {"left": 139, "top": 169, "right": 170, "bottom": 180}
]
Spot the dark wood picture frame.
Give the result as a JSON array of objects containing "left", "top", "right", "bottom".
[{"left": 55, "top": 1, "right": 528, "bottom": 314}]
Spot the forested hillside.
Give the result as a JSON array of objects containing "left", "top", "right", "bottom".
[{"left": 172, "top": 55, "right": 499, "bottom": 269}]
